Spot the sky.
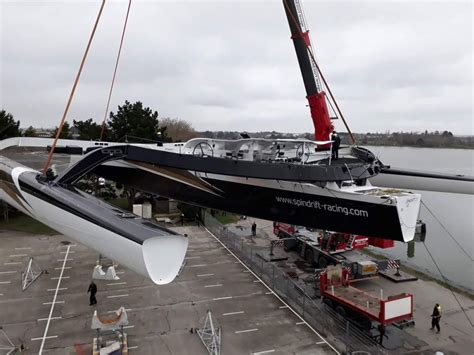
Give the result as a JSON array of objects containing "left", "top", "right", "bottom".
[{"left": 1, "top": 0, "right": 472, "bottom": 135}]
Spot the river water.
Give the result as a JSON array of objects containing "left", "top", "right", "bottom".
[{"left": 366, "top": 146, "right": 474, "bottom": 293}]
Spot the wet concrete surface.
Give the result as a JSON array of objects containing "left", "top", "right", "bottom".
[{"left": 0, "top": 226, "right": 337, "bottom": 354}]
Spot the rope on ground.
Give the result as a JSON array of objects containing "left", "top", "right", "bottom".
[
  {"left": 42, "top": 0, "right": 106, "bottom": 173},
  {"left": 421, "top": 200, "right": 473, "bottom": 261},
  {"left": 421, "top": 241, "right": 474, "bottom": 327},
  {"left": 99, "top": 0, "right": 132, "bottom": 141}
]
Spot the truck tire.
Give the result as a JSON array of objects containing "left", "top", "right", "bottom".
[
  {"left": 305, "top": 248, "right": 314, "bottom": 266},
  {"left": 360, "top": 317, "right": 372, "bottom": 331},
  {"left": 284, "top": 238, "right": 295, "bottom": 252},
  {"left": 318, "top": 255, "right": 328, "bottom": 268},
  {"left": 335, "top": 306, "right": 346, "bottom": 318},
  {"left": 322, "top": 298, "right": 333, "bottom": 309}
]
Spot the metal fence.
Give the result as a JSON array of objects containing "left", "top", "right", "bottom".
[{"left": 203, "top": 212, "right": 387, "bottom": 355}]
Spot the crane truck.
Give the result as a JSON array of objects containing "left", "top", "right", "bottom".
[
  {"left": 273, "top": 222, "right": 405, "bottom": 279},
  {"left": 320, "top": 264, "right": 414, "bottom": 332}
]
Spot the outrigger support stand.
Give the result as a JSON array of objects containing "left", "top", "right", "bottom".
[
  {"left": 0, "top": 326, "right": 17, "bottom": 354},
  {"left": 21, "top": 257, "right": 44, "bottom": 291},
  {"left": 196, "top": 310, "right": 221, "bottom": 355}
]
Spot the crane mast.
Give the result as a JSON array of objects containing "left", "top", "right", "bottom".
[{"left": 283, "top": 0, "right": 333, "bottom": 144}]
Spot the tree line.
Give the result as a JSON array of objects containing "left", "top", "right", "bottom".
[
  {"left": 0, "top": 101, "right": 198, "bottom": 143},
  {"left": 1, "top": 104, "right": 473, "bottom": 148},
  {"left": 196, "top": 130, "right": 474, "bottom": 149},
  {"left": 349, "top": 131, "right": 474, "bottom": 149}
]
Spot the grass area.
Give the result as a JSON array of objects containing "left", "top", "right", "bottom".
[
  {"left": 0, "top": 214, "right": 58, "bottom": 235},
  {"left": 213, "top": 211, "right": 240, "bottom": 224},
  {"left": 362, "top": 249, "right": 474, "bottom": 300}
]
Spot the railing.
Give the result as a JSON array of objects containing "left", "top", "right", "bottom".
[{"left": 203, "top": 212, "right": 387, "bottom": 355}]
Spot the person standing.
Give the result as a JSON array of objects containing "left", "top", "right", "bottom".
[
  {"left": 88, "top": 280, "right": 98, "bottom": 306},
  {"left": 430, "top": 303, "right": 442, "bottom": 333},
  {"left": 251, "top": 222, "right": 257, "bottom": 237},
  {"left": 331, "top": 131, "right": 341, "bottom": 160}
]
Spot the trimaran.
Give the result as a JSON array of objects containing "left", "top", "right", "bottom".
[{"left": 1, "top": 0, "right": 472, "bottom": 284}]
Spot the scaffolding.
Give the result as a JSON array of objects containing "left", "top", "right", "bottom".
[
  {"left": 21, "top": 257, "right": 43, "bottom": 291},
  {"left": 197, "top": 311, "right": 221, "bottom": 355},
  {"left": 0, "top": 327, "right": 17, "bottom": 355}
]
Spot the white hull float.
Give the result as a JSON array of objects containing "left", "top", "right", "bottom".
[
  {"left": 374, "top": 167, "right": 474, "bottom": 195},
  {"left": 0, "top": 156, "right": 188, "bottom": 285}
]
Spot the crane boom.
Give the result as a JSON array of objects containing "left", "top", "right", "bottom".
[{"left": 283, "top": 0, "right": 333, "bottom": 143}]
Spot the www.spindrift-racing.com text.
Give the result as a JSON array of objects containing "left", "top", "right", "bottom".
[{"left": 275, "top": 196, "right": 369, "bottom": 217}]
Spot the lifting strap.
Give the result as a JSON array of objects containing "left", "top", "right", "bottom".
[{"left": 43, "top": 0, "right": 106, "bottom": 173}]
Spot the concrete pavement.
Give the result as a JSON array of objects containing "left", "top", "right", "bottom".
[{"left": 0, "top": 226, "right": 337, "bottom": 354}]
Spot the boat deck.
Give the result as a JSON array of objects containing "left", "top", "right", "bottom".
[{"left": 312, "top": 157, "right": 363, "bottom": 166}]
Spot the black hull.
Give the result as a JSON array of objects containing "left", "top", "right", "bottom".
[
  {"left": 58, "top": 145, "right": 379, "bottom": 185},
  {"left": 95, "top": 165, "right": 404, "bottom": 241}
]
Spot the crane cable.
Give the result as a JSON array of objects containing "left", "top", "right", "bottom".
[
  {"left": 282, "top": 0, "right": 356, "bottom": 145},
  {"left": 421, "top": 240, "right": 474, "bottom": 327},
  {"left": 422, "top": 200, "right": 473, "bottom": 261},
  {"left": 419, "top": 200, "right": 473, "bottom": 327},
  {"left": 99, "top": 0, "right": 132, "bottom": 141},
  {"left": 42, "top": 0, "right": 106, "bottom": 174}
]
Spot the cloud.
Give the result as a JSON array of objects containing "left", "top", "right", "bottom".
[{"left": 1, "top": 0, "right": 472, "bottom": 134}]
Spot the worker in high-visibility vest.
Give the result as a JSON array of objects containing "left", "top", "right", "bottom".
[{"left": 430, "top": 303, "right": 442, "bottom": 333}]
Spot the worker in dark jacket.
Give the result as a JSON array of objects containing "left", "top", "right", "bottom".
[
  {"left": 430, "top": 303, "right": 442, "bottom": 332},
  {"left": 87, "top": 280, "right": 98, "bottom": 306},
  {"left": 331, "top": 131, "right": 341, "bottom": 160},
  {"left": 251, "top": 222, "right": 257, "bottom": 237}
]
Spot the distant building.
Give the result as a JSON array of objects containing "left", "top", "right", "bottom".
[
  {"left": 70, "top": 126, "right": 80, "bottom": 140},
  {"left": 35, "top": 128, "right": 54, "bottom": 138}
]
